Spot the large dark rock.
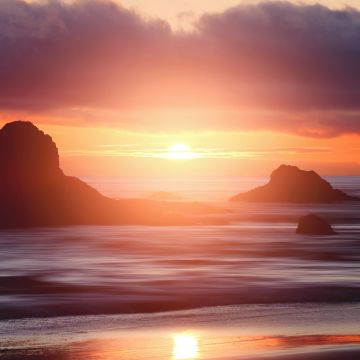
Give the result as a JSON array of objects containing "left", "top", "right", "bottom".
[
  {"left": 296, "top": 214, "right": 336, "bottom": 235},
  {"left": 0, "top": 121, "right": 62, "bottom": 184},
  {"left": 230, "top": 165, "right": 357, "bottom": 203},
  {"left": 0, "top": 121, "right": 214, "bottom": 228}
]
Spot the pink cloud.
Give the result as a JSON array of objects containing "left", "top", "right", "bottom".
[{"left": 0, "top": 1, "right": 360, "bottom": 136}]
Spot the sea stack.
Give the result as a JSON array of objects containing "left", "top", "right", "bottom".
[
  {"left": 0, "top": 121, "right": 115, "bottom": 227},
  {"left": 0, "top": 121, "right": 213, "bottom": 228},
  {"left": 296, "top": 214, "right": 336, "bottom": 235},
  {"left": 230, "top": 165, "right": 357, "bottom": 203}
]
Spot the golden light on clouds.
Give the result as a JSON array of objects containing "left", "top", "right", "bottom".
[
  {"left": 119, "top": 0, "right": 360, "bottom": 29},
  {"left": 26, "top": 1, "right": 360, "bottom": 29}
]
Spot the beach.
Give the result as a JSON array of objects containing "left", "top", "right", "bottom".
[{"left": 1, "top": 303, "right": 359, "bottom": 359}]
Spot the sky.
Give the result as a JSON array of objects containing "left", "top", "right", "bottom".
[
  {"left": 1, "top": 0, "right": 360, "bottom": 177},
  {"left": 120, "top": 0, "right": 360, "bottom": 29}
]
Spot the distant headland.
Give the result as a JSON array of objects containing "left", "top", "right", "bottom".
[
  {"left": 0, "top": 121, "right": 218, "bottom": 228},
  {"left": 230, "top": 164, "right": 359, "bottom": 203}
]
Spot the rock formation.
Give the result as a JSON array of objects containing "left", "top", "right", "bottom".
[
  {"left": 296, "top": 214, "right": 336, "bottom": 235},
  {"left": 230, "top": 165, "right": 358, "bottom": 203},
  {"left": 0, "top": 121, "right": 215, "bottom": 228}
]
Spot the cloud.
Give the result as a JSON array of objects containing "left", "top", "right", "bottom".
[{"left": 0, "top": 0, "right": 360, "bottom": 136}]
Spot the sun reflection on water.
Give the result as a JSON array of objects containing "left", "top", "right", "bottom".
[{"left": 172, "top": 333, "right": 199, "bottom": 359}]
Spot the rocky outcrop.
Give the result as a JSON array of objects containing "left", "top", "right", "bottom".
[
  {"left": 296, "top": 214, "right": 336, "bottom": 235},
  {"left": 0, "top": 121, "right": 62, "bottom": 184},
  {"left": 0, "top": 121, "right": 215, "bottom": 228},
  {"left": 230, "top": 165, "right": 358, "bottom": 203}
]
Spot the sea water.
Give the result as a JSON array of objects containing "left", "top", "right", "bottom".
[{"left": 0, "top": 176, "right": 359, "bottom": 319}]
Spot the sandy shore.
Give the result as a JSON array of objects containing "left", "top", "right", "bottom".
[{"left": 0, "top": 303, "right": 359, "bottom": 359}]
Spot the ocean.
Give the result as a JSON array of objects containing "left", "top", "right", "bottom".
[
  {"left": 0, "top": 176, "right": 359, "bottom": 359},
  {"left": 83, "top": 175, "right": 360, "bottom": 201},
  {"left": 0, "top": 176, "right": 359, "bottom": 319}
]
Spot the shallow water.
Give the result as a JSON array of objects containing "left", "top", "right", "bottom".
[
  {"left": 0, "top": 177, "right": 359, "bottom": 319},
  {"left": 0, "top": 304, "right": 360, "bottom": 360}
]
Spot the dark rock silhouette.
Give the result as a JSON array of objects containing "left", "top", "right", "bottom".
[
  {"left": 0, "top": 121, "right": 216, "bottom": 228},
  {"left": 230, "top": 165, "right": 358, "bottom": 203},
  {"left": 296, "top": 214, "right": 336, "bottom": 235}
]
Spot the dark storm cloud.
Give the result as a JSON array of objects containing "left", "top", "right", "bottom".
[{"left": 0, "top": 0, "right": 360, "bottom": 136}]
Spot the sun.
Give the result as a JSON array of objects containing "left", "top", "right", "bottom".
[
  {"left": 172, "top": 333, "right": 199, "bottom": 359},
  {"left": 167, "top": 144, "right": 197, "bottom": 160}
]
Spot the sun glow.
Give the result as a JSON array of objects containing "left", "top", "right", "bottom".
[
  {"left": 173, "top": 333, "right": 199, "bottom": 359},
  {"left": 167, "top": 144, "right": 197, "bottom": 160}
]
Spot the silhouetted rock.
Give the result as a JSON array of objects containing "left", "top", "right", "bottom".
[
  {"left": 0, "top": 121, "right": 62, "bottom": 184},
  {"left": 296, "top": 214, "right": 336, "bottom": 235},
  {"left": 230, "top": 165, "right": 358, "bottom": 203},
  {"left": 0, "top": 121, "right": 217, "bottom": 228}
]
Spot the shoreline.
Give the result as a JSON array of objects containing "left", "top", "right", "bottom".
[
  {"left": 1, "top": 292, "right": 360, "bottom": 321},
  {"left": 0, "top": 303, "right": 359, "bottom": 359}
]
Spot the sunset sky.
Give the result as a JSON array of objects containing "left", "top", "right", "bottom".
[{"left": 1, "top": 0, "right": 360, "bottom": 177}]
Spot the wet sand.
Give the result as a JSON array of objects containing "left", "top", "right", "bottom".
[{"left": 0, "top": 303, "right": 359, "bottom": 360}]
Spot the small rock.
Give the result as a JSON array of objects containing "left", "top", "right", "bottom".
[{"left": 296, "top": 214, "right": 336, "bottom": 235}]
